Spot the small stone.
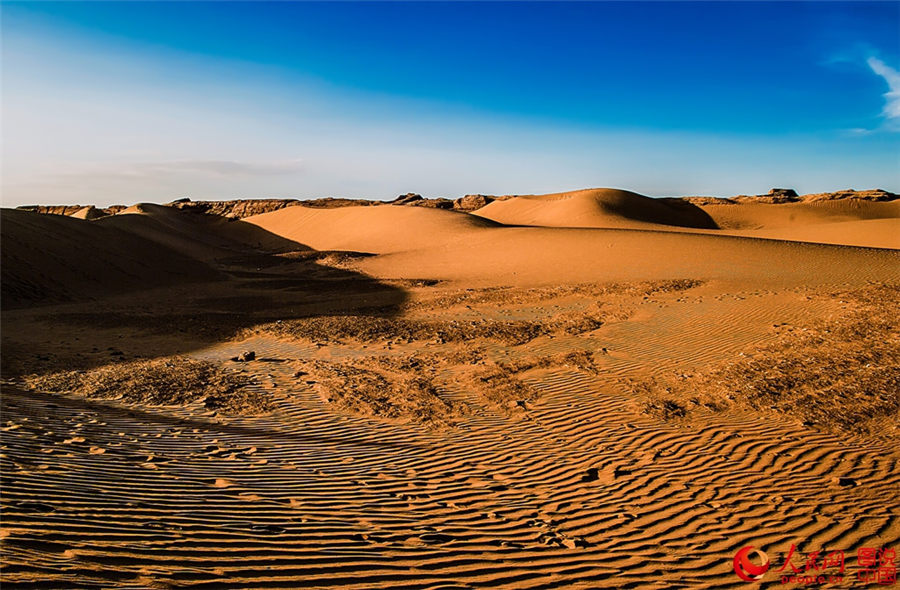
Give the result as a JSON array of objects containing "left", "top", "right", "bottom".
[{"left": 234, "top": 351, "right": 256, "bottom": 362}]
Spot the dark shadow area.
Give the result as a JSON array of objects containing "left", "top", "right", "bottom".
[
  {"left": 656, "top": 197, "right": 720, "bottom": 229},
  {"left": 0, "top": 387, "right": 425, "bottom": 449},
  {"left": 610, "top": 194, "right": 717, "bottom": 229},
  {"left": 1, "top": 206, "right": 409, "bottom": 377}
]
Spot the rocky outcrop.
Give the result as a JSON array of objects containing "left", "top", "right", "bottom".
[
  {"left": 392, "top": 193, "right": 455, "bottom": 209},
  {"left": 391, "top": 193, "right": 501, "bottom": 211},
  {"left": 168, "top": 199, "right": 300, "bottom": 218},
  {"left": 453, "top": 194, "right": 495, "bottom": 211},
  {"left": 300, "top": 198, "right": 380, "bottom": 209},
  {"left": 167, "top": 197, "right": 383, "bottom": 217},
  {"left": 798, "top": 189, "right": 898, "bottom": 202},
  {"left": 408, "top": 198, "right": 454, "bottom": 209},
  {"left": 16, "top": 205, "right": 126, "bottom": 217},
  {"left": 678, "top": 196, "right": 737, "bottom": 206},
  {"left": 16, "top": 205, "right": 86, "bottom": 216},
  {"left": 391, "top": 193, "right": 424, "bottom": 205},
  {"left": 713, "top": 188, "right": 897, "bottom": 205},
  {"left": 733, "top": 188, "right": 800, "bottom": 204}
]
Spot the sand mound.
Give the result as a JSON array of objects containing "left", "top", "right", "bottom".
[
  {"left": 106, "top": 202, "right": 303, "bottom": 260},
  {"left": 24, "top": 356, "right": 270, "bottom": 415},
  {"left": 698, "top": 198, "right": 900, "bottom": 231},
  {"left": 473, "top": 188, "right": 718, "bottom": 229},
  {"left": 1, "top": 209, "right": 220, "bottom": 309},
  {"left": 69, "top": 206, "right": 106, "bottom": 220},
  {"left": 300, "top": 355, "right": 465, "bottom": 427},
  {"left": 246, "top": 204, "right": 500, "bottom": 253},
  {"left": 468, "top": 187, "right": 898, "bottom": 248}
]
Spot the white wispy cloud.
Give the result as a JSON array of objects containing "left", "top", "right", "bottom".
[
  {"left": 133, "top": 159, "right": 305, "bottom": 177},
  {"left": 867, "top": 57, "right": 900, "bottom": 128}
]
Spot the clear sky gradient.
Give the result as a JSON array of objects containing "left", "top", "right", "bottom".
[{"left": 2, "top": 1, "right": 899, "bottom": 206}]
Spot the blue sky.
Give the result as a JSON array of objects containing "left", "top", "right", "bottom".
[{"left": 2, "top": 1, "right": 899, "bottom": 206}]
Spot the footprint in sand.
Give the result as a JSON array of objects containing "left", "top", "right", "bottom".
[{"left": 213, "top": 478, "right": 235, "bottom": 488}]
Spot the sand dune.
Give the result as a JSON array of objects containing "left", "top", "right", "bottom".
[
  {"left": 69, "top": 205, "right": 106, "bottom": 220},
  {"left": 469, "top": 187, "right": 899, "bottom": 249},
  {"left": 699, "top": 198, "right": 900, "bottom": 230},
  {"left": 730, "top": 217, "right": 900, "bottom": 249},
  {"left": 0, "top": 209, "right": 220, "bottom": 309},
  {"left": 246, "top": 202, "right": 899, "bottom": 288},
  {"left": 473, "top": 188, "right": 718, "bottom": 230},
  {"left": 107, "top": 203, "right": 303, "bottom": 261},
  {"left": 2, "top": 191, "right": 899, "bottom": 588},
  {"left": 247, "top": 204, "right": 500, "bottom": 253}
]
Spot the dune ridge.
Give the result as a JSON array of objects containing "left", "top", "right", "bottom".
[
  {"left": 473, "top": 188, "right": 719, "bottom": 230},
  {"left": 2, "top": 185, "right": 899, "bottom": 588},
  {"left": 0, "top": 209, "right": 221, "bottom": 309},
  {"left": 246, "top": 204, "right": 501, "bottom": 254}
]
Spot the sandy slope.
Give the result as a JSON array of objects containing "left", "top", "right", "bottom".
[
  {"left": 2, "top": 197, "right": 899, "bottom": 589},
  {"left": 247, "top": 204, "right": 899, "bottom": 288},
  {"left": 69, "top": 206, "right": 105, "bottom": 220},
  {"left": 698, "top": 199, "right": 900, "bottom": 230},
  {"left": 469, "top": 188, "right": 899, "bottom": 249},
  {"left": 356, "top": 227, "right": 900, "bottom": 288},
  {"left": 0, "top": 209, "right": 220, "bottom": 309},
  {"left": 730, "top": 218, "right": 900, "bottom": 249},
  {"left": 473, "top": 188, "right": 717, "bottom": 230},
  {"left": 247, "top": 204, "right": 500, "bottom": 253},
  {"left": 106, "top": 203, "right": 305, "bottom": 260}
]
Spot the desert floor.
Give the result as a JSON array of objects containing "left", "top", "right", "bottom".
[{"left": 2, "top": 190, "right": 899, "bottom": 588}]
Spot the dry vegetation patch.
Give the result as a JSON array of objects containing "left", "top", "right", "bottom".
[
  {"left": 406, "top": 279, "right": 702, "bottom": 311},
  {"left": 248, "top": 280, "right": 702, "bottom": 347},
  {"left": 297, "top": 350, "right": 570, "bottom": 424},
  {"left": 456, "top": 364, "right": 541, "bottom": 411},
  {"left": 633, "top": 284, "right": 900, "bottom": 440},
  {"left": 23, "top": 357, "right": 271, "bottom": 415},
  {"left": 298, "top": 355, "right": 466, "bottom": 427},
  {"left": 249, "top": 315, "right": 546, "bottom": 346}
]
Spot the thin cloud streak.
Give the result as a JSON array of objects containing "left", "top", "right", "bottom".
[
  {"left": 133, "top": 159, "right": 305, "bottom": 177},
  {"left": 867, "top": 56, "right": 900, "bottom": 128}
]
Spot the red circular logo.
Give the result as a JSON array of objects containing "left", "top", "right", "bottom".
[{"left": 733, "top": 546, "right": 770, "bottom": 582}]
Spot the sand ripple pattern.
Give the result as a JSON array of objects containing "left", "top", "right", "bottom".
[{"left": 3, "top": 321, "right": 899, "bottom": 588}]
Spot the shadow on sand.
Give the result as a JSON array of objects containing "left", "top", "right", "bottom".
[{"left": 1, "top": 206, "right": 410, "bottom": 376}]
